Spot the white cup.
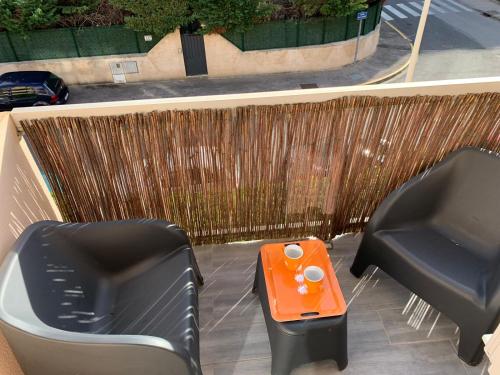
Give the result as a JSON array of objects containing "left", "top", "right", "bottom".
[
  {"left": 304, "top": 266, "right": 324, "bottom": 293},
  {"left": 284, "top": 244, "right": 303, "bottom": 270}
]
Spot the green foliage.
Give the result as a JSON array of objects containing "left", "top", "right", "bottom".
[
  {"left": 0, "top": 0, "right": 377, "bottom": 37},
  {"left": 292, "top": 0, "right": 367, "bottom": 17},
  {"left": 57, "top": 0, "right": 100, "bottom": 15},
  {"left": 109, "top": 0, "right": 190, "bottom": 36},
  {"left": 191, "top": 0, "right": 275, "bottom": 34},
  {"left": 0, "top": 0, "right": 59, "bottom": 34}
]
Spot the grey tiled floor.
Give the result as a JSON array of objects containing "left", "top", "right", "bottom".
[{"left": 194, "top": 233, "right": 489, "bottom": 375}]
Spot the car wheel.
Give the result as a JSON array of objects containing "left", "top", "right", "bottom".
[{"left": 33, "top": 101, "right": 49, "bottom": 106}]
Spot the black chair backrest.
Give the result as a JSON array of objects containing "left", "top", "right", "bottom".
[{"left": 433, "top": 149, "right": 500, "bottom": 256}]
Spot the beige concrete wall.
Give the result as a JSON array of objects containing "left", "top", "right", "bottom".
[
  {"left": 0, "top": 26, "right": 379, "bottom": 84},
  {"left": 0, "top": 30, "right": 186, "bottom": 85},
  {"left": 0, "top": 113, "right": 62, "bottom": 375},
  {"left": 205, "top": 26, "right": 380, "bottom": 77}
]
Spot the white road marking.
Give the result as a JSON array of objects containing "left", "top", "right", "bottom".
[
  {"left": 430, "top": 3, "right": 446, "bottom": 13},
  {"left": 410, "top": 1, "right": 435, "bottom": 15},
  {"left": 385, "top": 5, "right": 408, "bottom": 18},
  {"left": 397, "top": 3, "right": 420, "bottom": 17},
  {"left": 433, "top": 0, "right": 460, "bottom": 12},
  {"left": 381, "top": 10, "right": 394, "bottom": 21},
  {"left": 442, "top": 0, "right": 473, "bottom": 12}
]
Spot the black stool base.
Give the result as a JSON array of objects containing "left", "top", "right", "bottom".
[{"left": 254, "top": 254, "right": 348, "bottom": 375}]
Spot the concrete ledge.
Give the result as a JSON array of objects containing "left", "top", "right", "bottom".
[{"left": 10, "top": 77, "right": 500, "bottom": 123}]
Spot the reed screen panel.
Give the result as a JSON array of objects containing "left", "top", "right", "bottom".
[{"left": 21, "top": 93, "right": 500, "bottom": 244}]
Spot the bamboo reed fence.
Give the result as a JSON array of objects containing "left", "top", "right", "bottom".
[{"left": 21, "top": 93, "right": 500, "bottom": 244}]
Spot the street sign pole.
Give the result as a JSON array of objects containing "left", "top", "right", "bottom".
[{"left": 354, "top": 10, "right": 368, "bottom": 63}]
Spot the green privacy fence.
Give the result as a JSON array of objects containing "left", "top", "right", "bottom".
[
  {"left": 223, "top": 1, "right": 382, "bottom": 51},
  {"left": 0, "top": 25, "right": 161, "bottom": 63}
]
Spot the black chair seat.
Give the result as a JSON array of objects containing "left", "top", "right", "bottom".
[{"left": 375, "top": 226, "right": 491, "bottom": 306}]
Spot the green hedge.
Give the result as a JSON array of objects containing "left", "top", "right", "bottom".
[
  {"left": 223, "top": 1, "right": 382, "bottom": 51},
  {"left": 0, "top": 25, "right": 161, "bottom": 63}
]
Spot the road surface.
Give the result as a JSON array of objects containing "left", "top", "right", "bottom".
[{"left": 382, "top": 0, "right": 500, "bottom": 80}]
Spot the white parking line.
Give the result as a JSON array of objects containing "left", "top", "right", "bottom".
[
  {"left": 410, "top": 1, "right": 435, "bottom": 15},
  {"left": 396, "top": 3, "right": 420, "bottom": 17},
  {"left": 384, "top": 5, "right": 408, "bottom": 18},
  {"left": 442, "top": 0, "right": 473, "bottom": 12},
  {"left": 381, "top": 10, "right": 394, "bottom": 21}
]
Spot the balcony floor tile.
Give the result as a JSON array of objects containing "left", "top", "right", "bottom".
[{"left": 194, "top": 234, "right": 489, "bottom": 375}]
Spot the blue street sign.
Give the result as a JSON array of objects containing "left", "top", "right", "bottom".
[
  {"left": 354, "top": 10, "right": 368, "bottom": 62},
  {"left": 356, "top": 11, "right": 368, "bottom": 20}
]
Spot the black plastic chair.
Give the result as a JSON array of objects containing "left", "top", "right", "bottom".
[
  {"left": 350, "top": 148, "right": 500, "bottom": 365},
  {"left": 0, "top": 219, "right": 204, "bottom": 375}
]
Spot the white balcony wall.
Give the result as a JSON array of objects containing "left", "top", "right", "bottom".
[{"left": 0, "top": 113, "right": 62, "bottom": 375}]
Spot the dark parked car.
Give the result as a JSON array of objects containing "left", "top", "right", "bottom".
[{"left": 0, "top": 71, "right": 69, "bottom": 111}]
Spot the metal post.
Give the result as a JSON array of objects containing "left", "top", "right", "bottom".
[
  {"left": 5, "top": 32, "right": 19, "bottom": 61},
  {"left": 70, "top": 29, "right": 82, "bottom": 57},
  {"left": 296, "top": 20, "right": 300, "bottom": 47},
  {"left": 354, "top": 19, "right": 363, "bottom": 62},
  {"left": 406, "top": 0, "right": 432, "bottom": 81},
  {"left": 134, "top": 31, "right": 142, "bottom": 53},
  {"left": 321, "top": 18, "right": 326, "bottom": 44}
]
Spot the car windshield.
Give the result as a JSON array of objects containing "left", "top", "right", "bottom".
[
  {"left": 45, "top": 74, "right": 60, "bottom": 92},
  {"left": 0, "top": 88, "right": 9, "bottom": 103}
]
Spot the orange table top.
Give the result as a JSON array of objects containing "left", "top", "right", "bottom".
[{"left": 260, "top": 240, "right": 347, "bottom": 322}]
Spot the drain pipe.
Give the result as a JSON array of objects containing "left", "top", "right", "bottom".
[{"left": 405, "top": 0, "right": 432, "bottom": 82}]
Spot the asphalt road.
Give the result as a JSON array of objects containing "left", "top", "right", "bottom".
[{"left": 382, "top": 0, "right": 500, "bottom": 80}]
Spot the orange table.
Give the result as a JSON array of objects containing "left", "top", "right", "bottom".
[{"left": 260, "top": 239, "right": 346, "bottom": 322}]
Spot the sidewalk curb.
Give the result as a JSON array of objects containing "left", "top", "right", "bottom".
[{"left": 362, "top": 21, "right": 413, "bottom": 85}]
